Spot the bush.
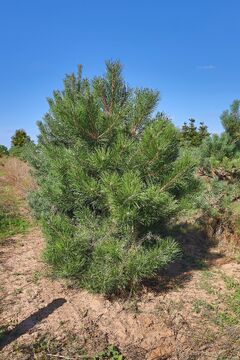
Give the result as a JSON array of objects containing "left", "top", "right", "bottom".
[
  {"left": 0, "top": 145, "right": 8, "bottom": 157},
  {"left": 29, "top": 61, "right": 197, "bottom": 294}
]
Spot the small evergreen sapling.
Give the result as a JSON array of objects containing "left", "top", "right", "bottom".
[{"left": 29, "top": 61, "right": 197, "bottom": 294}]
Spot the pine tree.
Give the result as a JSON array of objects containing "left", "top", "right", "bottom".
[
  {"left": 11, "top": 129, "right": 31, "bottom": 147},
  {"left": 189, "top": 118, "right": 197, "bottom": 140},
  {"left": 10, "top": 129, "right": 32, "bottom": 158},
  {"left": 29, "top": 61, "right": 197, "bottom": 295},
  {"left": 221, "top": 99, "right": 240, "bottom": 142},
  {"left": 198, "top": 121, "right": 209, "bottom": 142},
  {"left": 181, "top": 119, "right": 209, "bottom": 146},
  {"left": 199, "top": 101, "right": 240, "bottom": 182}
]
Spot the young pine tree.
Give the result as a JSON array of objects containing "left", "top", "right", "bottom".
[
  {"left": 29, "top": 61, "right": 198, "bottom": 295},
  {"left": 11, "top": 129, "right": 31, "bottom": 147},
  {"left": 181, "top": 119, "right": 209, "bottom": 147},
  {"left": 221, "top": 99, "right": 240, "bottom": 143},
  {"left": 10, "top": 129, "right": 32, "bottom": 158}
]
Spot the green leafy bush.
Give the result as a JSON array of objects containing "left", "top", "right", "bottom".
[{"left": 29, "top": 61, "right": 197, "bottom": 294}]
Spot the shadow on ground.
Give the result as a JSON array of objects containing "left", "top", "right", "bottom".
[
  {"left": 143, "top": 221, "right": 223, "bottom": 293},
  {"left": 0, "top": 298, "right": 66, "bottom": 350}
]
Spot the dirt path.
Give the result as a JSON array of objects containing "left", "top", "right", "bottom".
[{"left": 1, "top": 223, "right": 240, "bottom": 359}]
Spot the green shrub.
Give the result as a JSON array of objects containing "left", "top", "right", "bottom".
[
  {"left": 29, "top": 61, "right": 197, "bottom": 294},
  {"left": 0, "top": 145, "right": 8, "bottom": 157}
]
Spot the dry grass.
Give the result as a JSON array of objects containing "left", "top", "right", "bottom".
[
  {"left": 1, "top": 157, "right": 36, "bottom": 198},
  {"left": 0, "top": 157, "right": 31, "bottom": 242}
]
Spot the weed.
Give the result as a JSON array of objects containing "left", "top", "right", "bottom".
[
  {"left": 192, "top": 299, "right": 214, "bottom": 314},
  {"left": 12, "top": 288, "right": 23, "bottom": 295},
  {"left": 199, "top": 270, "right": 216, "bottom": 294},
  {"left": 213, "top": 282, "right": 240, "bottom": 328},
  {"left": 235, "top": 252, "right": 240, "bottom": 264},
  {"left": 32, "top": 271, "right": 42, "bottom": 284},
  {"left": 221, "top": 273, "right": 239, "bottom": 289},
  {"left": 0, "top": 210, "right": 29, "bottom": 242},
  {"left": 0, "top": 326, "right": 8, "bottom": 341},
  {"left": 94, "top": 345, "right": 124, "bottom": 360}
]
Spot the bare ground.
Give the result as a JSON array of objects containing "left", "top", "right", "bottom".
[
  {"left": 1, "top": 225, "right": 240, "bottom": 360},
  {"left": 0, "top": 159, "right": 240, "bottom": 359}
]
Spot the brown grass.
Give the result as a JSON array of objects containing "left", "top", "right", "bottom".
[{"left": 1, "top": 157, "right": 36, "bottom": 198}]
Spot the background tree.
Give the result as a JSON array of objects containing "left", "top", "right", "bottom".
[
  {"left": 29, "top": 61, "right": 198, "bottom": 295},
  {"left": 11, "top": 129, "right": 31, "bottom": 147},
  {"left": 221, "top": 99, "right": 240, "bottom": 142},
  {"left": 10, "top": 129, "right": 32, "bottom": 159},
  {"left": 181, "top": 118, "right": 209, "bottom": 146},
  {"left": 0, "top": 145, "right": 8, "bottom": 157},
  {"left": 197, "top": 101, "right": 240, "bottom": 235},
  {"left": 198, "top": 121, "right": 209, "bottom": 143}
]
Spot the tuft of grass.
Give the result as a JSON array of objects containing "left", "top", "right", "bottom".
[
  {"left": 0, "top": 326, "right": 8, "bottom": 341},
  {"left": 11, "top": 333, "right": 122, "bottom": 359},
  {"left": 32, "top": 271, "right": 43, "bottom": 284},
  {"left": 0, "top": 210, "right": 29, "bottom": 243},
  {"left": 221, "top": 273, "right": 239, "bottom": 290},
  {"left": 192, "top": 299, "right": 214, "bottom": 314},
  {"left": 0, "top": 181, "right": 30, "bottom": 243},
  {"left": 94, "top": 345, "right": 124, "bottom": 360},
  {"left": 199, "top": 270, "right": 216, "bottom": 294},
  {"left": 195, "top": 270, "right": 240, "bottom": 329},
  {"left": 214, "top": 277, "right": 240, "bottom": 328},
  {"left": 235, "top": 252, "right": 240, "bottom": 264},
  {"left": 12, "top": 288, "right": 23, "bottom": 296}
]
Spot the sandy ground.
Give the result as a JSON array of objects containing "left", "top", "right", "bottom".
[{"left": 1, "top": 225, "right": 240, "bottom": 360}]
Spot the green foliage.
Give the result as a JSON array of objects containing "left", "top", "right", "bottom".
[
  {"left": 0, "top": 188, "right": 29, "bottom": 242},
  {"left": 0, "top": 179, "right": 29, "bottom": 242},
  {"left": 0, "top": 145, "right": 8, "bottom": 157},
  {"left": 11, "top": 129, "right": 31, "bottom": 147},
  {"left": 221, "top": 99, "right": 240, "bottom": 142},
  {"left": 10, "top": 129, "right": 32, "bottom": 159},
  {"left": 29, "top": 61, "right": 197, "bottom": 294},
  {"left": 181, "top": 118, "right": 209, "bottom": 147},
  {"left": 0, "top": 209, "right": 29, "bottom": 242},
  {"left": 94, "top": 345, "right": 124, "bottom": 360},
  {"left": 82, "top": 235, "right": 180, "bottom": 294},
  {"left": 196, "top": 102, "right": 240, "bottom": 232}
]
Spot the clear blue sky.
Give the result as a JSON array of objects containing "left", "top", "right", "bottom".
[{"left": 1, "top": 0, "right": 240, "bottom": 147}]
